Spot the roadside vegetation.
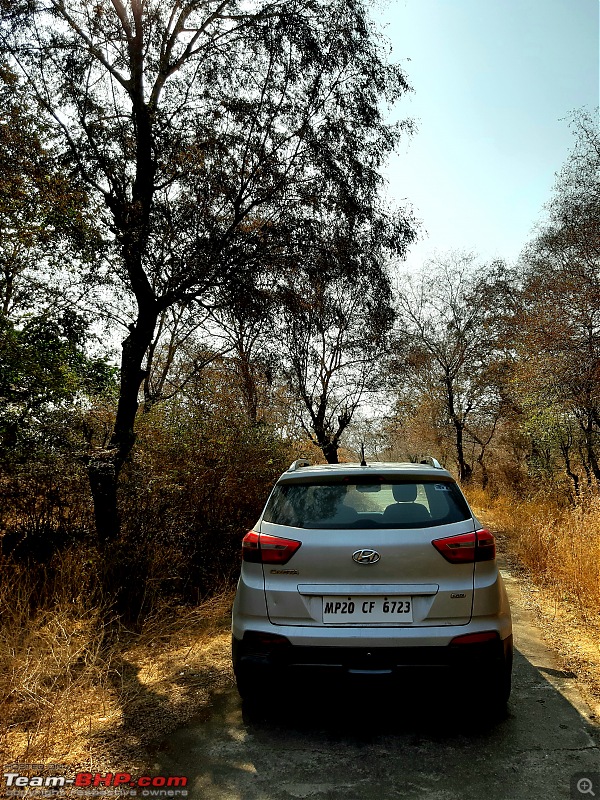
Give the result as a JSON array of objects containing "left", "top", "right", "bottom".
[
  {"left": 0, "top": 0, "right": 598, "bottom": 770},
  {"left": 466, "top": 486, "right": 600, "bottom": 715},
  {"left": 467, "top": 489, "right": 600, "bottom": 623},
  {"left": 0, "top": 568, "right": 234, "bottom": 769}
]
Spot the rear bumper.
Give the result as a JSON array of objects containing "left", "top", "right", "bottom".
[
  {"left": 232, "top": 610, "right": 512, "bottom": 648},
  {"left": 233, "top": 632, "right": 513, "bottom": 678}
]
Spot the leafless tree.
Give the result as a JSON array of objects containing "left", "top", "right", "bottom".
[{"left": 393, "top": 253, "right": 510, "bottom": 482}]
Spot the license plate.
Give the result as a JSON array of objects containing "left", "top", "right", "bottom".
[{"left": 322, "top": 595, "right": 413, "bottom": 623}]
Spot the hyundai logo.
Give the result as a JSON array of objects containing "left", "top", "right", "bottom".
[{"left": 352, "top": 549, "right": 381, "bottom": 564}]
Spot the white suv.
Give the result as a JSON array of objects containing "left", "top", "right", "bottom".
[{"left": 232, "top": 460, "right": 512, "bottom": 710}]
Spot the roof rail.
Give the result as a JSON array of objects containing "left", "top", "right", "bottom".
[
  {"left": 287, "top": 458, "right": 311, "bottom": 472},
  {"left": 420, "top": 456, "right": 443, "bottom": 469}
]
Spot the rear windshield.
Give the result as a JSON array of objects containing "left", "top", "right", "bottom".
[{"left": 262, "top": 479, "right": 471, "bottom": 529}]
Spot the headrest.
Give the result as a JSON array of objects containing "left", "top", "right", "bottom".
[{"left": 392, "top": 484, "right": 417, "bottom": 502}]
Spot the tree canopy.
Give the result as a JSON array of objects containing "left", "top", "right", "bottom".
[{"left": 1, "top": 0, "right": 414, "bottom": 541}]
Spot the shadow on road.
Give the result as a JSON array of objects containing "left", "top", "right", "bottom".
[
  {"left": 239, "top": 671, "right": 505, "bottom": 737},
  {"left": 156, "top": 647, "right": 599, "bottom": 800}
]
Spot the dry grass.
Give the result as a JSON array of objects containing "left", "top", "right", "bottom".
[
  {"left": 466, "top": 487, "right": 600, "bottom": 620},
  {"left": 466, "top": 486, "right": 600, "bottom": 713},
  {"left": 0, "top": 554, "right": 234, "bottom": 772},
  {"left": 6, "top": 485, "right": 598, "bottom": 770}
]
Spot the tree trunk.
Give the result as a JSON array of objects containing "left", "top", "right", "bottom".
[
  {"left": 477, "top": 454, "right": 489, "bottom": 489},
  {"left": 88, "top": 303, "right": 158, "bottom": 544},
  {"left": 87, "top": 42, "right": 158, "bottom": 544},
  {"left": 322, "top": 441, "right": 339, "bottom": 464},
  {"left": 321, "top": 442, "right": 339, "bottom": 464},
  {"left": 578, "top": 445, "right": 592, "bottom": 487},
  {"left": 445, "top": 376, "right": 472, "bottom": 482},
  {"left": 584, "top": 414, "right": 600, "bottom": 482},
  {"left": 87, "top": 455, "right": 120, "bottom": 546},
  {"left": 560, "top": 441, "right": 580, "bottom": 500},
  {"left": 239, "top": 354, "right": 259, "bottom": 425},
  {"left": 456, "top": 437, "right": 472, "bottom": 483}
]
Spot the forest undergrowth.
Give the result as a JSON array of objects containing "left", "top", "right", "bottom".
[{"left": 467, "top": 486, "right": 600, "bottom": 716}]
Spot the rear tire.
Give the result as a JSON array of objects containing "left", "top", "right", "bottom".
[
  {"left": 492, "top": 663, "right": 512, "bottom": 707},
  {"left": 487, "top": 646, "right": 513, "bottom": 714},
  {"left": 232, "top": 637, "right": 265, "bottom": 704},
  {"left": 234, "top": 663, "right": 259, "bottom": 703}
]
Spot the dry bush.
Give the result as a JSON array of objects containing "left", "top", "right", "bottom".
[
  {"left": 0, "top": 550, "right": 117, "bottom": 764},
  {"left": 115, "top": 404, "right": 293, "bottom": 614},
  {"left": 1, "top": 400, "right": 291, "bottom": 622},
  {"left": 466, "top": 487, "right": 600, "bottom": 622},
  {"left": 0, "top": 397, "right": 290, "bottom": 765},
  {"left": 0, "top": 549, "right": 233, "bottom": 767}
]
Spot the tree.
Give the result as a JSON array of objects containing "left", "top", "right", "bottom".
[
  {"left": 0, "top": 310, "right": 116, "bottom": 455},
  {"left": 2, "top": 0, "right": 411, "bottom": 542},
  {"left": 0, "top": 62, "right": 99, "bottom": 321},
  {"left": 516, "top": 256, "right": 600, "bottom": 486},
  {"left": 543, "top": 110, "right": 600, "bottom": 268},
  {"left": 206, "top": 287, "right": 279, "bottom": 426},
  {"left": 0, "top": 64, "right": 112, "bottom": 458},
  {"left": 393, "top": 254, "right": 511, "bottom": 483},
  {"left": 141, "top": 302, "right": 223, "bottom": 414},
  {"left": 516, "top": 110, "right": 600, "bottom": 490},
  {"left": 281, "top": 238, "right": 398, "bottom": 464}
]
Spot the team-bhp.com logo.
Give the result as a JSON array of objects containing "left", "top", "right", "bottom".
[{"left": 3, "top": 769, "right": 188, "bottom": 796}]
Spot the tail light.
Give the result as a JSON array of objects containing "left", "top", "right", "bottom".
[
  {"left": 432, "top": 529, "right": 495, "bottom": 563},
  {"left": 475, "top": 528, "right": 496, "bottom": 560},
  {"left": 242, "top": 531, "right": 301, "bottom": 564}
]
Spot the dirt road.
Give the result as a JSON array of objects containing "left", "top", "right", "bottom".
[{"left": 157, "top": 568, "right": 600, "bottom": 800}]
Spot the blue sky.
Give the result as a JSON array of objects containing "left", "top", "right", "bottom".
[{"left": 373, "top": 0, "right": 599, "bottom": 271}]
